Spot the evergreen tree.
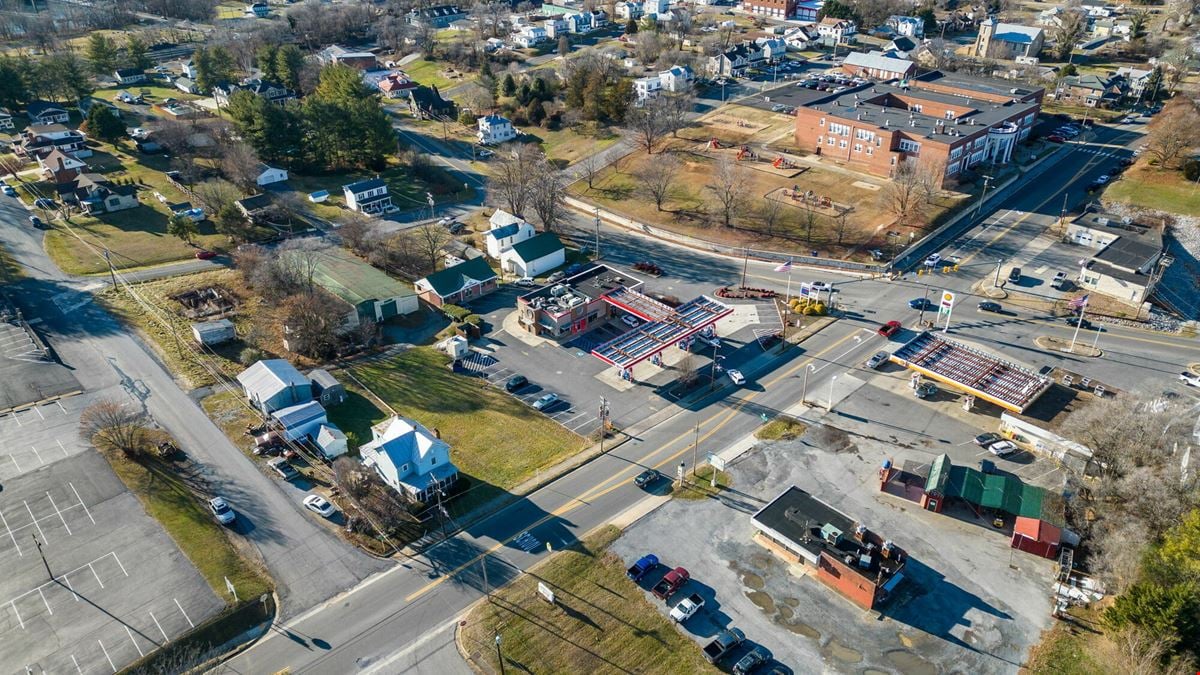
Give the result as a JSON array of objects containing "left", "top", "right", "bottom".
[
  {"left": 0, "top": 56, "right": 32, "bottom": 110},
  {"left": 85, "top": 104, "right": 126, "bottom": 143},
  {"left": 86, "top": 34, "right": 119, "bottom": 77},
  {"left": 166, "top": 213, "right": 199, "bottom": 244},
  {"left": 526, "top": 99, "right": 546, "bottom": 126},
  {"left": 500, "top": 72, "right": 517, "bottom": 97},
  {"left": 558, "top": 35, "right": 570, "bottom": 57},
  {"left": 274, "top": 45, "right": 304, "bottom": 90},
  {"left": 125, "top": 35, "right": 151, "bottom": 71},
  {"left": 626, "top": 18, "right": 638, "bottom": 34},
  {"left": 917, "top": 7, "right": 937, "bottom": 35},
  {"left": 516, "top": 81, "right": 531, "bottom": 105},
  {"left": 531, "top": 76, "right": 550, "bottom": 101},
  {"left": 194, "top": 46, "right": 235, "bottom": 94},
  {"left": 256, "top": 44, "right": 279, "bottom": 81}
]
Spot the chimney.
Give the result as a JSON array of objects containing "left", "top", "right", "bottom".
[{"left": 433, "top": 427, "right": 441, "bottom": 439}]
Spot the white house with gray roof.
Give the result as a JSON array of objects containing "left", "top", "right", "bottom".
[
  {"left": 485, "top": 210, "right": 536, "bottom": 258},
  {"left": 360, "top": 416, "right": 459, "bottom": 501}
]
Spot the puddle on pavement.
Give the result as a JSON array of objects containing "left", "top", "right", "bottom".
[
  {"left": 897, "top": 631, "right": 929, "bottom": 649},
  {"left": 822, "top": 639, "right": 863, "bottom": 664},
  {"left": 783, "top": 597, "right": 799, "bottom": 607},
  {"left": 746, "top": 590, "right": 775, "bottom": 613},
  {"left": 782, "top": 619, "right": 821, "bottom": 639},
  {"left": 776, "top": 604, "right": 793, "bottom": 621},
  {"left": 862, "top": 670, "right": 889, "bottom": 675},
  {"left": 741, "top": 572, "right": 766, "bottom": 590},
  {"left": 883, "top": 649, "right": 937, "bottom": 675}
]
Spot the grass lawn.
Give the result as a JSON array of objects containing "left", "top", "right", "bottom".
[
  {"left": 755, "top": 416, "right": 806, "bottom": 441},
  {"left": 526, "top": 125, "right": 620, "bottom": 165},
  {"left": 461, "top": 526, "right": 720, "bottom": 675},
  {"left": 344, "top": 347, "right": 587, "bottom": 509},
  {"left": 0, "top": 242, "right": 23, "bottom": 282},
  {"left": 287, "top": 158, "right": 472, "bottom": 221},
  {"left": 401, "top": 58, "right": 477, "bottom": 91},
  {"left": 101, "top": 447, "right": 272, "bottom": 604},
  {"left": 99, "top": 269, "right": 278, "bottom": 388},
  {"left": 1025, "top": 604, "right": 1113, "bottom": 675},
  {"left": 671, "top": 465, "right": 733, "bottom": 501},
  {"left": 42, "top": 146, "right": 232, "bottom": 275},
  {"left": 1102, "top": 164, "right": 1200, "bottom": 215}
]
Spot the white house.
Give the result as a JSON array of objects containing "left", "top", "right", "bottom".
[
  {"left": 342, "top": 177, "right": 393, "bottom": 214},
  {"left": 255, "top": 163, "right": 288, "bottom": 186},
  {"left": 26, "top": 101, "right": 70, "bottom": 126},
  {"left": 755, "top": 37, "right": 788, "bottom": 63},
  {"left": 633, "top": 75, "right": 663, "bottom": 103},
  {"left": 512, "top": 26, "right": 548, "bottom": 48},
  {"left": 816, "top": 17, "right": 857, "bottom": 46},
  {"left": 315, "top": 424, "right": 349, "bottom": 459},
  {"left": 616, "top": 1, "right": 643, "bottom": 19},
  {"left": 0, "top": 109, "right": 13, "bottom": 131},
  {"left": 181, "top": 59, "right": 198, "bottom": 78},
  {"left": 500, "top": 232, "right": 565, "bottom": 278},
  {"left": 359, "top": 416, "right": 459, "bottom": 501},
  {"left": 784, "top": 25, "right": 820, "bottom": 51},
  {"left": 1115, "top": 66, "right": 1153, "bottom": 99},
  {"left": 641, "top": 0, "right": 668, "bottom": 17},
  {"left": 271, "top": 400, "right": 328, "bottom": 442},
  {"left": 886, "top": 15, "right": 925, "bottom": 38},
  {"left": 477, "top": 114, "right": 517, "bottom": 145},
  {"left": 485, "top": 210, "right": 536, "bottom": 258},
  {"left": 634, "top": 65, "right": 694, "bottom": 103}
]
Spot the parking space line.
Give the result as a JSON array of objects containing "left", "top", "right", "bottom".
[
  {"left": 70, "top": 483, "right": 96, "bottom": 524},
  {"left": 174, "top": 598, "right": 194, "bottom": 628},
  {"left": 97, "top": 640, "right": 116, "bottom": 673},
  {"left": 63, "top": 573, "right": 80, "bottom": 602},
  {"left": 30, "top": 446, "right": 44, "bottom": 466},
  {"left": 33, "top": 407, "right": 44, "bottom": 421},
  {"left": 58, "top": 439, "right": 70, "bottom": 457},
  {"left": 8, "top": 454, "right": 19, "bottom": 472},
  {"left": 37, "top": 587, "right": 52, "bottom": 615},
  {"left": 56, "top": 401, "right": 67, "bottom": 415},
  {"left": 70, "top": 654, "right": 82, "bottom": 674},
  {"left": 0, "top": 508, "right": 22, "bottom": 556},
  {"left": 149, "top": 611, "right": 169, "bottom": 642},
  {"left": 89, "top": 563, "right": 105, "bottom": 589},
  {"left": 10, "top": 600, "right": 24, "bottom": 629},
  {"left": 125, "top": 626, "right": 145, "bottom": 657},
  {"left": 113, "top": 552, "right": 129, "bottom": 577},
  {"left": 46, "top": 492, "right": 72, "bottom": 536},
  {"left": 24, "top": 501, "right": 48, "bottom": 542}
]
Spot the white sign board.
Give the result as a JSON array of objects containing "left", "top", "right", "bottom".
[
  {"left": 537, "top": 581, "right": 555, "bottom": 604},
  {"left": 707, "top": 453, "right": 727, "bottom": 471},
  {"left": 938, "top": 291, "right": 955, "bottom": 315}
]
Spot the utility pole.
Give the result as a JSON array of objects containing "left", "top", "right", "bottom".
[
  {"left": 434, "top": 487, "right": 448, "bottom": 542},
  {"left": 593, "top": 208, "right": 601, "bottom": 260},
  {"left": 916, "top": 285, "right": 931, "bottom": 326},
  {"left": 973, "top": 174, "right": 993, "bottom": 221},
  {"left": 32, "top": 534, "right": 51, "bottom": 580},
  {"left": 104, "top": 249, "right": 117, "bottom": 288},
  {"left": 993, "top": 259, "right": 1003, "bottom": 288},
  {"left": 740, "top": 247, "right": 749, "bottom": 288},
  {"left": 1058, "top": 192, "right": 1069, "bottom": 238},
  {"left": 598, "top": 396, "right": 610, "bottom": 452},
  {"left": 691, "top": 418, "right": 699, "bottom": 476}
]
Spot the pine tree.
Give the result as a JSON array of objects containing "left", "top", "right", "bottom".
[
  {"left": 86, "top": 34, "right": 119, "bottom": 77},
  {"left": 500, "top": 73, "right": 517, "bottom": 97},
  {"left": 626, "top": 18, "right": 638, "bottom": 34},
  {"left": 85, "top": 104, "right": 125, "bottom": 143},
  {"left": 125, "top": 36, "right": 150, "bottom": 72}
]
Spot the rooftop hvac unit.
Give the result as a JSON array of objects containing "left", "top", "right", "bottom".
[
  {"left": 858, "top": 553, "right": 872, "bottom": 569},
  {"left": 1097, "top": 217, "right": 1109, "bottom": 226},
  {"left": 854, "top": 523, "right": 868, "bottom": 540},
  {"left": 550, "top": 284, "right": 568, "bottom": 296},
  {"left": 568, "top": 296, "right": 586, "bottom": 308}
]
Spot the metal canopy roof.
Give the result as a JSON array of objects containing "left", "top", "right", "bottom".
[
  {"left": 891, "top": 332, "right": 1051, "bottom": 413},
  {"left": 591, "top": 294, "right": 732, "bottom": 370}
]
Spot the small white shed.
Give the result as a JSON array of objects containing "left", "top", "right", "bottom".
[
  {"left": 437, "top": 335, "right": 469, "bottom": 359},
  {"left": 316, "top": 424, "right": 349, "bottom": 459},
  {"left": 191, "top": 319, "right": 236, "bottom": 346}
]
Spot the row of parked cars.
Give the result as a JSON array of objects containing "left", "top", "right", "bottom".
[{"left": 626, "top": 554, "right": 775, "bottom": 673}]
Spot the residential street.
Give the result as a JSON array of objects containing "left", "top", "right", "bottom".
[{"left": 0, "top": 197, "right": 388, "bottom": 621}]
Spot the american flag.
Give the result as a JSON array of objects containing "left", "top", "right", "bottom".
[
  {"left": 1068, "top": 294, "right": 1089, "bottom": 309},
  {"left": 774, "top": 259, "right": 793, "bottom": 273}
]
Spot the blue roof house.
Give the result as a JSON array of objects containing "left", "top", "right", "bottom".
[
  {"left": 271, "top": 400, "right": 328, "bottom": 442},
  {"left": 236, "top": 359, "right": 313, "bottom": 414}
]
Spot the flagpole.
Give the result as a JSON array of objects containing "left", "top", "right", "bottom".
[
  {"left": 785, "top": 262, "right": 793, "bottom": 301},
  {"left": 1068, "top": 296, "right": 1087, "bottom": 353}
]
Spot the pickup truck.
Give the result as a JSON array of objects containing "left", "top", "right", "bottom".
[
  {"left": 651, "top": 566, "right": 690, "bottom": 600},
  {"left": 626, "top": 554, "right": 659, "bottom": 582},
  {"left": 703, "top": 627, "right": 746, "bottom": 664},
  {"left": 668, "top": 593, "right": 704, "bottom": 623}
]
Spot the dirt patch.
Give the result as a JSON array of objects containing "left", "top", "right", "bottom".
[
  {"left": 804, "top": 424, "right": 857, "bottom": 454},
  {"left": 782, "top": 619, "right": 821, "bottom": 640},
  {"left": 741, "top": 571, "right": 766, "bottom": 590},
  {"left": 746, "top": 589, "right": 775, "bottom": 614}
]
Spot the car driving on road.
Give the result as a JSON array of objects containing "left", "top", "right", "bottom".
[
  {"left": 209, "top": 497, "right": 235, "bottom": 525},
  {"left": 977, "top": 301, "right": 1002, "bottom": 313},
  {"left": 877, "top": 321, "right": 901, "bottom": 338},
  {"left": 727, "top": 369, "right": 745, "bottom": 385},
  {"left": 908, "top": 298, "right": 933, "bottom": 310}
]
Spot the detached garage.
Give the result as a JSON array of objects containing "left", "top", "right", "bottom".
[
  {"left": 310, "top": 247, "right": 419, "bottom": 324},
  {"left": 501, "top": 232, "right": 565, "bottom": 278}
]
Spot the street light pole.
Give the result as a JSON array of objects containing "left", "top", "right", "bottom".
[
  {"left": 973, "top": 174, "right": 993, "bottom": 221},
  {"left": 495, "top": 635, "right": 506, "bottom": 675},
  {"left": 917, "top": 285, "right": 931, "bottom": 326},
  {"left": 801, "top": 364, "right": 815, "bottom": 405},
  {"left": 593, "top": 208, "right": 601, "bottom": 260},
  {"left": 993, "top": 259, "right": 1003, "bottom": 288},
  {"left": 691, "top": 418, "right": 700, "bottom": 476},
  {"left": 827, "top": 375, "right": 838, "bottom": 412}
]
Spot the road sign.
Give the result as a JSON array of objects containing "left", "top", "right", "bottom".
[
  {"left": 538, "top": 582, "right": 556, "bottom": 604},
  {"left": 707, "top": 453, "right": 727, "bottom": 471},
  {"left": 938, "top": 291, "right": 955, "bottom": 314}
]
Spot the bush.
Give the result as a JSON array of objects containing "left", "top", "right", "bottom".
[
  {"left": 239, "top": 347, "right": 265, "bottom": 364},
  {"left": 442, "top": 304, "right": 472, "bottom": 322},
  {"left": 464, "top": 314, "right": 483, "bottom": 326},
  {"left": 1183, "top": 159, "right": 1200, "bottom": 182},
  {"left": 458, "top": 110, "right": 478, "bottom": 126}
]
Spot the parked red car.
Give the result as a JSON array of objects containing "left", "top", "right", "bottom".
[
  {"left": 652, "top": 567, "right": 690, "bottom": 600},
  {"left": 878, "top": 320, "right": 902, "bottom": 338},
  {"left": 1046, "top": 135, "right": 1065, "bottom": 143},
  {"left": 195, "top": 249, "right": 216, "bottom": 260}
]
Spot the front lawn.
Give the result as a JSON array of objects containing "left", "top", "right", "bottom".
[
  {"left": 461, "top": 526, "right": 720, "bottom": 674},
  {"left": 401, "top": 58, "right": 477, "bottom": 91},
  {"left": 0, "top": 242, "right": 22, "bottom": 281},
  {"left": 1102, "top": 164, "right": 1200, "bottom": 216},
  {"left": 286, "top": 159, "right": 472, "bottom": 221},
  {"left": 344, "top": 347, "right": 587, "bottom": 508}
]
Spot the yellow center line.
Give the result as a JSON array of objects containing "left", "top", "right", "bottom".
[
  {"left": 404, "top": 329, "right": 864, "bottom": 602},
  {"left": 1028, "top": 317, "right": 1200, "bottom": 352}
]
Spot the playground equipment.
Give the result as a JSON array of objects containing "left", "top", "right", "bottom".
[
  {"left": 772, "top": 156, "right": 795, "bottom": 169},
  {"left": 736, "top": 145, "right": 756, "bottom": 161},
  {"left": 782, "top": 187, "right": 834, "bottom": 209},
  {"left": 708, "top": 137, "right": 724, "bottom": 150}
]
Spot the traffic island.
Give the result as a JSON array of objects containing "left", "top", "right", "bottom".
[{"left": 1034, "top": 336, "right": 1102, "bottom": 358}]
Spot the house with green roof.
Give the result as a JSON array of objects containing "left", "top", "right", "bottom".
[
  {"left": 500, "top": 232, "right": 565, "bottom": 278},
  {"left": 414, "top": 257, "right": 498, "bottom": 308},
  {"left": 311, "top": 247, "right": 418, "bottom": 325}
]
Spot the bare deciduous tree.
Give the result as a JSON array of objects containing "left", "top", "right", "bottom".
[
  {"left": 577, "top": 152, "right": 603, "bottom": 190},
  {"left": 80, "top": 399, "right": 148, "bottom": 459},
  {"left": 706, "top": 156, "right": 747, "bottom": 228},
  {"left": 529, "top": 158, "right": 568, "bottom": 232},
  {"left": 409, "top": 224, "right": 450, "bottom": 276},
  {"left": 219, "top": 142, "right": 263, "bottom": 191},
  {"left": 338, "top": 213, "right": 374, "bottom": 255},
  {"left": 489, "top": 143, "right": 541, "bottom": 217},
  {"left": 881, "top": 161, "right": 926, "bottom": 226},
  {"left": 278, "top": 238, "right": 328, "bottom": 295},
  {"left": 280, "top": 290, "right": 347, "bottom": 359},
  {"left": 635, "top": 153, "right": 680, "bottom": 211},
  {"left": 1146, "top": 103, "right": 1199, "bottom": 168},
  {"left": 759, "top": 196, "right": 784, "bottom": 237},
  {"left": 192, "top": 179, "right": 242, "bottom": 218},
  {"left": 624, "top": 98, "right": 671, "bottom": 154}
]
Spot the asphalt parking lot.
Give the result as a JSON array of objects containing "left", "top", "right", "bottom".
[
  {"left": 461, "top": 282, "right": 782, "bottom": 438},
  {"left": 611, "top": 420, "right": 1057, "bottom": 674},
  {"left": 0, "top": 397, "right": 222, "bottom": 673}
]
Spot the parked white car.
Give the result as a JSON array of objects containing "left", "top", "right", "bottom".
[
  {"left": 303, "top": 494, "right": 336, "bottom": 517},
  {"left": 208, "top": 497, "right": 235, "bottom": 525}
]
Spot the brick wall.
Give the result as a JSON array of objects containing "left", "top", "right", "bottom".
[{"left": 817, "top": 551, "right": 880, "bottom": 609}]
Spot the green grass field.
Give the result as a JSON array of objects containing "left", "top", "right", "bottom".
[
  {"left": 343, "top": 347, "right": 587, "bottom": 507},
  {"left": 102, "top": 447, "right": 271, "bottom": 604},
  {"left": 0, "top": 242, "right": 23, "bottom": 282},
  {"left": 461, "top": 526, "right": 720, "bottom": 675},
  {"left": 400, "top": 58, "right": 477, "bottom": 91},
  {"left": 1102, "top": 164, "right": 1200, "bottom": 215}
]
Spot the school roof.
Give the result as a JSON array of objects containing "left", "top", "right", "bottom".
[
  {"left": 419, "top": 257, "right": 497, "bottom": 298},
  {"left": 509, "top": 232, "right": 563, "bottom": 262},
  {"left": 312, "top": 247, "right": 416, "bottom": 306}
]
